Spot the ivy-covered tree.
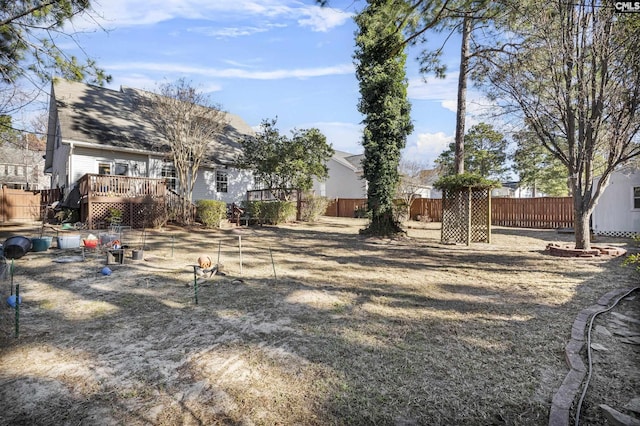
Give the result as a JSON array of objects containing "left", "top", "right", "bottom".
[
  {"left": 355, "top": 0, "right": 414, "bottom": 236},
  {"left": 435, "top": 122, "right": 508, "bottom": 180},
  {"left": 511, "top": 129, "right": 568, "bottom": 197},
  {"left": 237, "top": 118, "right": 334, "bottom": 200}
]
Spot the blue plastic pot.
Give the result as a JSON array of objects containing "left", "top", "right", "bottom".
[{"left": 31, "top": 236, "right": 53, "bottom": 252}]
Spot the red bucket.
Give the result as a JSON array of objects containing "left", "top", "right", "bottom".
[{"left": 83, "top": 239, "right": 99, "bottom": 248}]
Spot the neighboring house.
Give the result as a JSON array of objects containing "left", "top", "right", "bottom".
[
  {"left": 492, "top": 181, "right": 518, "bottom": 198},
  {"left": 312, "top": 150, "right": 367, "bottom": 198},
  {"left": 45, "top": 79, "right": 254, "bottom": 204},
  {"left": 0, "top": 144, "right": 49, "bottom": 190},
  {"left": 416, "top": 168, "right": 442, "bottom": 199},
  {"left": 492, "top": 181, "right": 546, "bottom": 198},
  {"left": 0, "top": 131, "right": 50, "bottom": 190},
  {"left": 592, "top": 166, "right": 640, "bottom": 237}
]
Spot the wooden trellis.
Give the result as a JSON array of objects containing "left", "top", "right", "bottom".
[{"left": 441, "top": 187, "right": 492, "bottom": 245}]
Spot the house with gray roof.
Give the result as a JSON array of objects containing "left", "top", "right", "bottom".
[
  {"left": 45, "top": 79, "right": 255, "bottom": 205},
  {"left": 312, "top": 150, "right": 367, "bottom": 199}
]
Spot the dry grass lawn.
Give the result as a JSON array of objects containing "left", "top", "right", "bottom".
[{"left": 0, "top": 217, "right": 637, "bottom": 425}]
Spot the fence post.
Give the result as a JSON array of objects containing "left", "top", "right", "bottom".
[{"left": 487, "top": 191, "right": 492, "bottom": 244}]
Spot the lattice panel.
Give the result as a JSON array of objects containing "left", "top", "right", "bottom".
[
  {"left": 441, "top": 188, "right": 491, "bottom": 245},
  {"left": 92, "top": 202, "right": 128, "bottom": 228},
  {"left": 470, "top": 189, "right": 490, "bottom": 243},
  {"left": 442, "top": 190, "right": 469, "bottom": 244},
  {"left": 132, "top": 201, "right": 167, "bottom": 228},
  {"left": 87, "top": 200, "right": 166, "bottom": 229}
]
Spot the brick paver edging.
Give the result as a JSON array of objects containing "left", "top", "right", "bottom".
[{"left": 548, "top": 288, "right": 636, "bottom": 426}]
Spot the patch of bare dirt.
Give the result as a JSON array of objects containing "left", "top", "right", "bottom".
[{"left": 0, "top": 217, "right": 637, "bottom": 425}]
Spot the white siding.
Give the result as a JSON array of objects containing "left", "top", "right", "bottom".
[
  {"left": 312, "top": 158, "right": 366, "bottom": 199},
  {"left": 70, "top": 146, "right": 150, "bottom": 183},
  {"left": 592, "top": 169, "right": 640, "bottom": 236},
  {"left": 192, "top": 167, "right": 254, "bottom": 204}
]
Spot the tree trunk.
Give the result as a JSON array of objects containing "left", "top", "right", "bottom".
[
  {"left": 454, "top": 12, "right": 471, "bottom": 175},
  {"left": 573, "top": 196, "right": 591, "bottom": 250},
  {"left": 365, "top": 202, "right": 403, "bottom": 236}
]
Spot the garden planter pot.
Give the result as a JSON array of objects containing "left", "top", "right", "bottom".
[
  {"left": 3, "top": 236, "right": 32, "bottom": 259},
  {"left": 31, "top": 236, "right": 53, "bottom": 252},
  {"left": 57, "top": 235, "right": 81, "bottom": 249},
  {"left": 132, "top": 250, "right": 143, "bottom": 260}
]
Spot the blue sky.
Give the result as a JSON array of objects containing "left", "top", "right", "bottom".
[{"left": 54, "top": 0, "right": 490, "bottom": 167}]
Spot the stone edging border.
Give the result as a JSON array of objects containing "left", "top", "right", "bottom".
[{"left": 548, "top": 287, "right": 636, "bottom": 426}]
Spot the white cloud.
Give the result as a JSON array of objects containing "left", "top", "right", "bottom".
[
  {"left": 188, "top": 23, "right": 287, "bottom": 38},
  {"left": 106, "top": 62, "right": 354, "bottom": 80},
  {"left": 441, "top": 99, "right": 457, "bottom": 113},
  {"left": 296, "top": 5, "right": 353, "bottom": 32},
  {"left": 189, "top": 26, "right": 268, "bottom": 38},
  {"left": 403, "top": 131, "right": 453, "bottom": 167},
  {"left": 409, "top": 73, "right": 500, "bottom": 127},
  {"left": 408, "top": 74, "right": 458, "bottom": 112},
  {"left": 76, "top": 1, "right": 351, "bottom": 33}
]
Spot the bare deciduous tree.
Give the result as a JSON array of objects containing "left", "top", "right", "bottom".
[
  {"left": 397, "top": 159, "right": 429, "bottom": 220},
  {"left": 479, "top": 1, "right": 640, "bottom": 249},
  {"left": 140, "top": 79, "right": 227, "bottom": 224}
]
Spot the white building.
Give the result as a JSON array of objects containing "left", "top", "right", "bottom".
[{"left": 592, "top": 166, "right": 640, "bottom": 237}]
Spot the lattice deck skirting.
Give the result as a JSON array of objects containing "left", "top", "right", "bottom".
[
  {"left": 82, "top": 197, "right": 167, "bottom": 229},
  {"left": 593, "top": 230, "right": 639, "bottom": 238}
]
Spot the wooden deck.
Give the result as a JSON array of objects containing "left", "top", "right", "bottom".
[
  {"left": 79, "top": 174, "right": 166, "bottom": 200},
  {"left": 78, "top": 174, "right": 190, "bottom": 229}
]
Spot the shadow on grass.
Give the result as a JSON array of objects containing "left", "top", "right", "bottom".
[{"left": 0, "top": 220, "right": 636, "bottom": 424}]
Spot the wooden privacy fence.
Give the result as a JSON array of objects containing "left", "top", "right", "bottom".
[
  {"left": 325, "top": 198, "right": 368, "bottom": 218},
  {"left": 0, "top": 186, "right": 62, "bottom": 223},
  {"left": 327, "top": 197, "right": 574, "bottom": 229},
  {"left": 491, "top": 197, "right": 574, "bottom": 228},
  {"left": 410, "top": 198, "right": 443, "bottom": 222}
]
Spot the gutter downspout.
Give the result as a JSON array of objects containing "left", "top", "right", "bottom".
[{"left": 68, "top": 142, "right": 74, "bottom": 194}]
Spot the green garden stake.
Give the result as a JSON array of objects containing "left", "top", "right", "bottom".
[
  {"left": 192, "top": 265, "right": 198, "bottom": 305},
  {"left": 15, "top": 282, "right": 19, "bottom": 338}
]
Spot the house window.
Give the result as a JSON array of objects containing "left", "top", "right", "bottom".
[
  {"left": 115, "top": 163, "right": 129, "bottom": 176},
  {"left": 634, "top": 187, "right": 640, "bottom": 209},
  {"left": 162, "top": 164, "right": 177, "bottom": 191},
  {"left": 98, "top": 163, "right": 111, "bottom": 175},
  {"left": 216, "top": 170, "right": 228, "bottom": 193}
]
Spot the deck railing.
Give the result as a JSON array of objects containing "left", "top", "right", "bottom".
[{"left": 79, "top": 174, "right": 166, "bottom": 198}]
